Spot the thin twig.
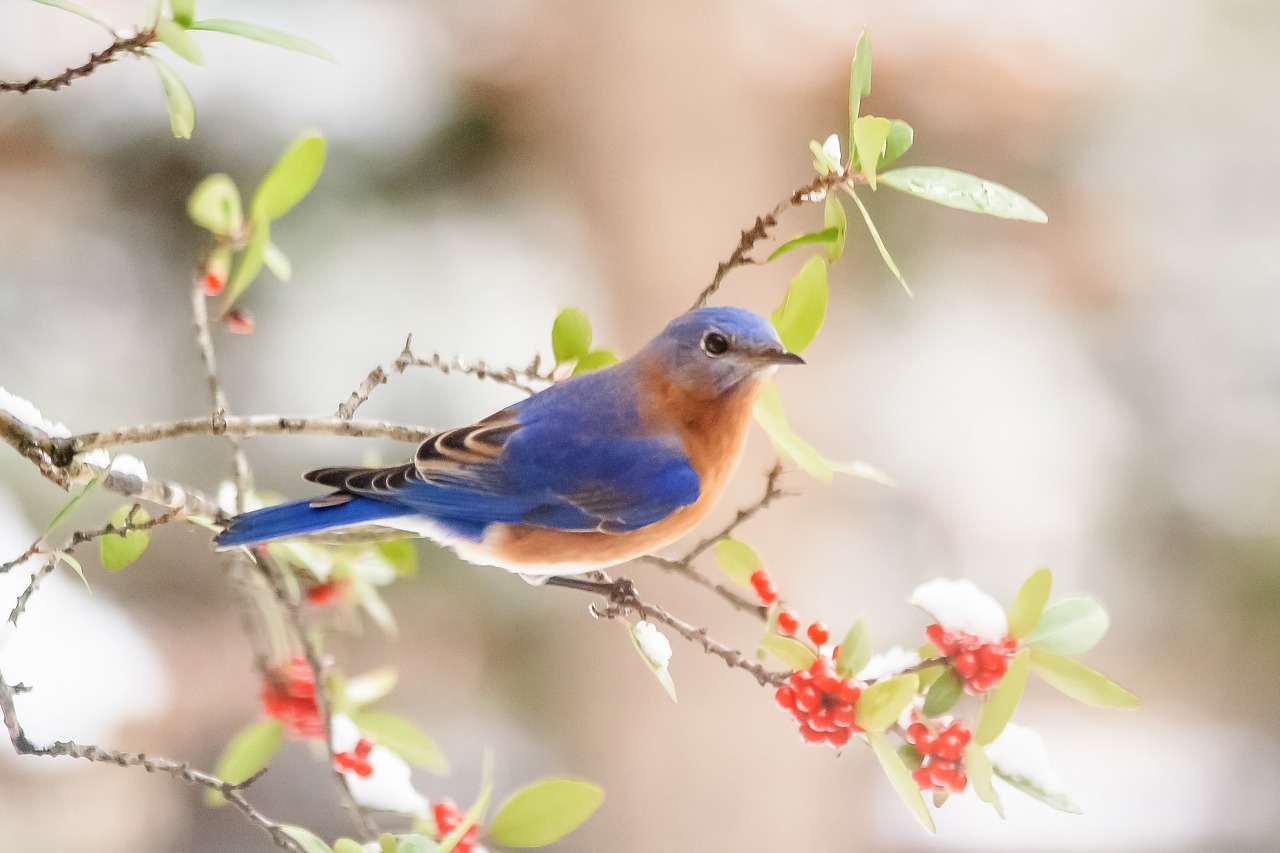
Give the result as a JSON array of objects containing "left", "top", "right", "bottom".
[
  {"left": 0, "top": 668, "right": 304, "bottom": 852},
  {"left": 0, "top": 28, "right": 157, "bottom": 94},
  {"left": 336, "top": 335, "right": 548, "bottom": 420},
  {"left": 66, "top": 414, "right": 434, "bottom": 455},
  {"left": 191, "top": 276, "right": 252, "bottom": 511}
]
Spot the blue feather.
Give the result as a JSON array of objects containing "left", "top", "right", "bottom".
[{"left": 214, "top": 497, "right": 402, "bottom": 548}]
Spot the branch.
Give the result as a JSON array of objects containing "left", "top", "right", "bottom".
[
  {"left": 191, "top": 275, "right": 252, "bottom": 511},
  {"left": 336, "top": 335, "right": 549, "bottom": 420},
  {"left": 67, "top": 414, "right": 434, "bottom": 455},
  {"left": 0, "top": 28, "right": 156, "bottom": 94},
  {"left": 0, "top": 667, "right": 305, "bottom": 853}
]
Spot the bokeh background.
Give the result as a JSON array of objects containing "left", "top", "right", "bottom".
[{"left": 3, "top": 0, "right": 1279, "bottom": 850}]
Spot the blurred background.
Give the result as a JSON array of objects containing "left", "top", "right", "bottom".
[{"left": 2, "top": 0, "right": 1279, "bottom": 850}]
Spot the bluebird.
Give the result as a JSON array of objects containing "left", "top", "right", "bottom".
[{"left": 214, "top": 306, "right": 803, "bottom": 578}]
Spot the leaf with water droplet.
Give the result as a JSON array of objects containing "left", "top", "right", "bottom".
[{"left": 880, "top": 167, "right": 1048, "bottom": 222}]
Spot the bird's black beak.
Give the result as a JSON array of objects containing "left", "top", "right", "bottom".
[{"left": 756, "top": 346, "right": 805, "bottom": 366}]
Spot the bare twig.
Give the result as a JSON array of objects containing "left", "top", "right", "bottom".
[
  {"left": 0, "top": 668, "right": 304, "bottom": 852},
  {"left": 67, "top": 414, "right": 434, "bottom": 455},
  {"left": 191, "top": 277, "right": 252, "bottom": 511},
  {"left": 336, "top": 335, "right": 549, "bottom": 419},
  {"left": 0, "top": 28, "right": 157, "bottom": 94}
]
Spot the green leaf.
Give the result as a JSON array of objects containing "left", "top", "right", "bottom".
[
  {"left": 100, "top": 505, "right": 150, "bottom": 571},
  {"left": 334, "top": 840, "right": 366, "bottom": 853},
  {"left": 344, "top": 667, "right": 397, "bottom": 708},
  {"left": 224, "top": 216, "right": 269, "bottom": 306},
  {"left": 396, "top": 836, "right": 440, "bottom": 853},
  {"left": 759, "top": 633, "right": 818, "bottom": 671},
  {"left": 753, "top": 381, "right": 832, "bottom": 482},
  {"left": 149, "top": 56, "right": 195, "bottom": 139},
  {"left": 766, "top": 227, "right": 840, "bottom": 263},
  {"left": 488, "top": 779, "right": 604, "bottom": 848},
  {"left": 880, "top": 166, "right": 1048, "bottom": 222},
  {"left": 168, "top": 0, "right": 195, "bottom": 27},
  {"left": 188, "top": 19, "right": 339, "bottom": 63},
  {"left": 974, "top": 648, "right": 1030, "bottom": 744},
  {"left": 849, "top": 30, "right": 872, "bottom": 136},
  {"left": 846, "top": 186, "right": 910, "bottom": 297},
  {"left": 713, "top": 539, "right": 760, "bottom": 586},
  {"left": 866, "top": 730, "right": 935, "bottom": 834},
  {"left": 834, "top": 618, "right": 871, "bottom": 679},
  {"left": 1007, "top": 567, "right": 1053, "bottom": 639},
  {"left": 52, "top": 550, "right": 90, "bottom": 592},
  {"left": 376, "top": 538, "right": 418, "bottom": 577},
  {"left": 572, "top": 349, "right": 620, "bottom": 375},
  {"left": 964, "top": 743, "right": 1005, "bottom": 818},
  {"left": 551, "top": 307, "right": 592, "bottom": 364},
  {"left": 921, "top": 667, "right": 963, "bottom": 717},
  {"left": 31, "top": 0, "right": 113, "bottom": 32},
  {"left": 627, "top": 622, "right": 676, "bottom": 703},
  {"left": 855, "top": 674, "right": 919, "bottom": 732},
  {"left": 188, "top": 174, "right": 243, "bottom": 235},
  {"left": 252, "top": 133, "right": 326, "bottom": 222},
  {"left": 41, "top": 474, "right": 102, "bottom": 540},
  {"left": 1025, "top": 597, "right": 1110, "bottom": 656},
  {"left": 769, "top": 256, "right": 828, "bottom": 353},
  {"left": 380, "top": 833, "right": 400, "bottom": 853},
  {"left": 823, "top": 193, "right": 848, "bottom": 262},
  {"left": 155, "top": 18, "right": 204, "bottom": 64},
  {"left": 353, "top": 712, "right": 449, "bottom": 774},
  {"left": 205, "top": 719, "right": 285, "bottom": 806},
  {"left": 1029, "top": 649, "right": 1139, "bottom": 709},
  {"left": 881, "top": 120, "right": 914, "bottom": 169},
  {"left": 263, "top": 242, "right": 292, "bottom": 282},
  {"left": 852, "top": 115, "right": 891, "bottom": 190},
  {"left": 994, "top": 769, "right": 1082, "bottom": 814},
  {"left": 281, "top": 826, "right": 334, "bottom": 853}
]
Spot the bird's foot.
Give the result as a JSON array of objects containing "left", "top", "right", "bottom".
[{"left": 544, "top": 574, "right": 639, "bottom": 607}]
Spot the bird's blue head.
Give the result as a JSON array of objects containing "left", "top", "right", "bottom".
[{"left": 643, "top": 306, "right": 804, "bottom": 396}]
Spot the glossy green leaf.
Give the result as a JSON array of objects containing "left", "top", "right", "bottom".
[
  {"left": 572, "top": 349, "right": 620, "bottom": 375},
  {"left": 823, "top": 193, "right": 847, "bottom": 262},
  {"left": 994, "top": 769, "right": 1082, "bottom": 814},
  {"left": 965, "top": 743, "right": 1004, "bottom": 818},
  {"left": 849, "top": 30, "right": 872, "bottom": 134},
  {"left": 376, "top": 538, "right": 418, "bottom": 577},
  {"left": 149, "top": 56, "right": 195, "bottom": 139},
  {"left": 921, "top": 667, "right": 963, "bottom": 717},
  {"left": 263, "top": 242, "right": 292, "bottom": 282},
  {"left": 32, "top": 0, "right": 113, "bottom": 32},
  {"left": 855, "top": 674, "right": 918, "bottom": 732},
  {"left": 753, "top": 381, "right": 832, "bottom": 482},
  {"left": 281, "top": 826, "right": 334, "bottom": 853},
  {"left": 852, "top": 115, "right": 891, "bottom": 190},
  {"left": 344, "top": 667, "right": 397, "bottom": 708},
  {"left": 168, "top": 0, "right": 195, "bottom": 27},
  {"left": 52, "top": 550, "right": 90, "bottom": 592},
  {"left": 627, "top": 622, "right": 676, "bottom": 703},
  {"left": 759, "top": 633, "right": 818, "bottom": 671},
  {"left": 769, "top": 256, "right": 827, "bottom": 353},
  {"left": 1025, "top": 597, "right": 1110, "bottom": 656},
  {"left": 488, "top": 779, "right": 604, "bottom": 848},
  {"left": 155, "top": 18, "right": 204, "bottom": 64},
  {"left": 713, "top": 538, "right": 760, "bottom": 586},
  {"left": 866, "top": 730, "right": 935, "bottom": 833},
  {"left": 974, "top": 648, "right": 1030, "bottom": 744},
  {"left": 551, "top": 307, "right": 592, "bottom": 363},
  {"left": 41, "top": 474, "right": 101, "bottom": 540},
  {"left": 1029, "top": 649, "right": 1139, "bottom": 709},
  {"left": 835, "top": 618, "right": 871, "bottom": 678},
  {"left": 847, "top": 187, "right": 910, "bottom": 296},
  {"left": 188, "top": 174, "right": 243, "bottom": 235},
  {"left": 205, "top": 719, "right": 285, "bottom": 806},
  {"left": 766, "top": 227, "right": 840, "bottom": 263},
  {"left": 224, "top": 216, "right": 269, "bottom": 306},
  {"left": 333, "top": 840, "right": 365, "bottom": 853},
  {"left": 1007, "top": 567, "right": 1053, "bottom": 639},
  {"left": 252, "top": 133, "right": 326, "bottom": 222},
  {"left": 353, "top": 711, "right": 449, "bottom": 774},
  {"left": 880, "top": 167, "right": 1048, "bottom": 222},
  {"left": 881, "top": 120, "right": 914, "bottom": 169},
  {"left": 188, "top": 19, "right": 339, "bottom": 63},
  {"left": 100, "top": 505, "right": 150, "bottom": 571}
]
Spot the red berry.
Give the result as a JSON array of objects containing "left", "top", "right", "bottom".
[
  {"left": 776, "top": 610, "right": 798, "bottom": 636},
  {"left": 305, "top": 580, "right": 341, "bottom": 606},
  {"left": 774, "top": 686, "right": 796, "bottom": 710},
  {"left": 907, "top": 722, "right": 929, "bottom": 743},
  {"left": 935, "top": 732, "right": 965, "bottom": 761},
  {"left": 954, "top": 651, "right": 979, "bottom": 678},
  {"left": 827, "top": 727, "right": 852, "bottom": 747},
  {"left": 807, "top": 621, "right": 829, "bottom": 645},
  {"left": 912, "top": 766, "right": 933, "bottom": 790}
]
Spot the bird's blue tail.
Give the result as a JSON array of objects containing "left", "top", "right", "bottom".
[{"left": 214, "top": 496, "right": 402, "bottom": 549}]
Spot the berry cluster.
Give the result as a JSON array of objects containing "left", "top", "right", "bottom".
[
  {"left": 431, "top": 798, "right": 478, "bottom": 853},
  {"left": 259, "top": 656, "right": 324, "bottom": 739},
  {"left": 749, "top": 569, "right": 778, "bottom": 605},
  {"left": 774, "top": 656, "right": 864, "bottom": 747},
  {"left": 926, "top": 623, "right": 1017, "bottom": 693},
  {"left": 334, "top": 737, "right": 374, "bottom": 777},
  {"left": 906, "top": 718, "right": 970, "bottom": 793}
]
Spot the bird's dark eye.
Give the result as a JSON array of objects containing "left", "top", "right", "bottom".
[{"left": 701, "top": 331, "right": 730, "bottom": 356}]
